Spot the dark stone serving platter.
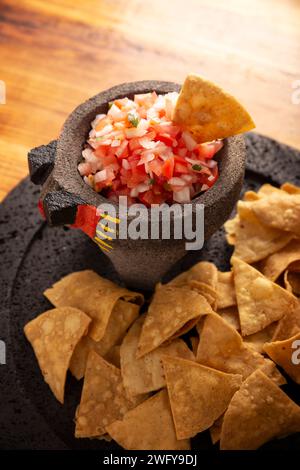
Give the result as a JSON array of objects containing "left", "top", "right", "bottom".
[{"left": 0, "top": 132, "right": 300, "bottom": 450}]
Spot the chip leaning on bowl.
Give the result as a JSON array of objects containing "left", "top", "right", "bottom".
[{"left": 78, "top": 74, "right": 255, "bottom": 206}]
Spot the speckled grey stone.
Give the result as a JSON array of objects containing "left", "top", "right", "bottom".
[
  {"left": 1, "top": 133, "right": 300, "bottom": 449},
  {"left": 28, "top": 81, "right": 246, "bottom": 289}
]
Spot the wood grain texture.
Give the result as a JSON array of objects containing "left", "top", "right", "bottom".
[{"left": 0, "top": 0, "right": 299, "bottom": 201}]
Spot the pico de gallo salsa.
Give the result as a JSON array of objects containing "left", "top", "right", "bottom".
[{"left": 78, "top": 92, "right": 223, "bottom": 206}]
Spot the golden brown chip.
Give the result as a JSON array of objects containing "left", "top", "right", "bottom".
[
  {"left": 232, "top": 257, "right": 298, "bottom": 335},
  {"left": 104, "top": 345, "right": 121, "bottom": 368},
  {"left": 257, "top": 184, "right": 285, "bottom": 198},
  {"left": 243, "top": 323, "right": 277, "bottom": 354},
  {"left": 217, "top": 306, "right": 240, "bottom": 330},
  {"left": 289, "top": 261, "right": 300, "bottom": 272},
  {"left": 281, "top": 182, "right": 300, "bottom": 195},
  {"left": 264, "top": 332, "right": 300, "bottom": 384},
  {"left": 216, "top": 271, "right": 236, "bottom": 309},
  {"left": 243, "top": 190, "right": 260, "bottom": 201},
  {"left": 272, "top": 301, "right": 300, "bottom": 341},
  {"left": 70, "top": 300, "right": 139, "bottom": 379},
  {"left": 163, "top": 356, "right": 242, "bottom": 439},
  {"left": 224, "top": 215, "right": 239, "bottom": 245},
  {"left": 173, "top": 74, "right": 255, "bottom": 143},
  {"left": 75, "top": 351, "right": 143, "bottom": 438},
  {"left": 106, "top": 390, "right": 190, "bottom": 450},
  {"left": 120, "top": 315, "right": 194, "bottom": 396},
  {"left": 196, "top": 313, "right": 284, "bottom": 384},
  {"left": 220, "top": 369, "right": 300, "bottom": 450},
  {"left": 251, "top": 192, "right": 300, "bottom": 236},
  {"left": 229, "top": 201, "right": 293, "bottom": 263},
  {"left": 24, "top": 307, "right": 91, "bottom": 403},
  {"left": 188, "top": 280, "right": 217, "bottom": 309},
  {"left": 261, "top": 240, "right": 300, "bottom": 281},
  {"left": 169, "top": 261, "right": 218, "bottom": 290},
  {"left": 44, "top": 270, "right": 143, "bottom": 341},
  {"left": 210, "top": 415, "right": 224, "bottom": 445},
  {"left": 137, "top": 285, "right": 213, "bottom": 357}
]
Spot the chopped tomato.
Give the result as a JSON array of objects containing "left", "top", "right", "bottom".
[
  {"left": 174, "top": 162, "right": 189, "bottom": 175},
  {"left": 162, "top": 157, "right": 174, "bottom": 179}
]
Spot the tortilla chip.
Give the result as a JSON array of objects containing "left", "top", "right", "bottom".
[
  {"left": 120, "top": 315, "right": 194, "bottom": 396},
  {"left": 232, "top": 257, "right": 298, "bottom": 335},
  {"left": 104, "top": 345, "right": 121, "bottom": 368},
  {"left": 224, "top": 216, "right": 239, "bottom": 245},
  {"left": 229, "top": 201, "right": 293, "bottom": 263},
  {"left": 243, "top": 190, "right": 260, "bottom": 201},
  {"left": 196, "top": 313, "right": 285, "bottom": 384},
  {"left": 188, "top": 280, "right": 217, "bottom": 309},
  {"left": 24, "top": 307, "right": 91, "bottom": 403},
  {"left": 169, "top": 261, "right": 218, "bottom": 290},
  {"left": 251, "top": 193, "right": 300, "bottom": 236},
  {"left": 217, "top": 271, "right": 236, "bottom": 309},
  {"left": 220, "top": 369, "right": 300, "bottom": 450},
  {"left": 289, "top": 261, "right": 300, "bottom": 272},
  {"left": 261, "top": 240, "right": 300, "bottom": 281},
  {"left": 257, "top": 184, "right": 285, "bottom": 198},
  {"left": 264, "top": 332, "right": 300, "bottom": 384},
  {"left": 106, "top": 390, "right": 190, "bottom": 450},
  {"left": 137, "top": 285, "right": 213, "bottom": 357},
  {"left": 162, "top": 356, "right": 242, "bottom": 439},
  {"left": 210, "top": 415, "right": 224, "bottom": 445},
  {"left": 44, "top": 270, "right": 143, "bottom": 341},
  {"left": 173, "top": 74, "right": 255, "bottom": 143},
  {"left": 70, "top": 300, "right": 139, "bottom": 379},
  {"left": 243, "top": 323, "right": 277, "bottom": 354},
  {"left": 272, "top": 301, "right": 300, "bottom": 341},
  {"left": 75, "top": 351, "right": 143, "bottom": 438},
  {"left": 281, "top": 182, "right": 300, "bottom": 195},
  {"left": 217, "top": 306, "right": 240, "bottom": 330}
]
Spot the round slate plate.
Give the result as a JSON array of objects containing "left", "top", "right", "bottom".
[{"left": 1, "top": 133, "right": 300, "bottom": 450}]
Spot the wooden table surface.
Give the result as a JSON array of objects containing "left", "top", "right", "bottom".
[{"left": 0, "top": 0, "right": 300, "bottom": 201}]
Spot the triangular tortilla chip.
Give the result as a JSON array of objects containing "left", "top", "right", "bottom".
[
  {"left": 75, "top": 351, "right": 143, "bottom": 438},
  {"left": 272, "top": 301, "right": 300, "bottom": 341},
  {"left": 188, "top": 280, "right": 217, "bottom": 309},
  {"left": 120, "top": 315, "right": 194, "bottom": 396},
  {"left": 232, "top": 257, "right": 298, "bottom": 335},
  {"left": 261, "top": 240, "right": 300, "bottom": 281},
  {"left": 217, "top": 271, "right": 237, "bottom": 309},
  {"left": 229, "top": 201, "right": 292, "bottom": 263},
  {"left": 169, "top": 261, "right": 218, "bottom": 290},
  {"left": 137, "top": 285, "right": 213, "bottom": 357},
  {"left": 44, "top": 270, "right": 143, "bottom": 341},
  {"left": 70, "top": 300, "right": 139, "bottom": 379},
  {"left": 281, "top": 182, "right": 300, "bottom": 195},
  {"left": 162, "top": 356, "right": 242, "bottom": 439},
  {"left": 24, "top": 307, "right": 90, "bottom": 403},
  {"left": 196, "top": 313, "right": 285, "bottom": 384},
  {"left": 251, "top": 193, "right": 300, "bottom": 236},
  {"left": 106, "top": 390, "right": 190, "bottom": 450},
  {"left": 220, "top": 370, "right": 300, "bottom": 450},
  {"left": 190, "top": 336, "right": 199, "bottom": 356},
  {"left": 243, "top": 323, "right": 277, "bottom": 354},
  {"left": 217, "top": 306, "right": 240, "bottom": 330},
  {"left": 264, "top": 332, "right": 300, "bottom": 384},
  {"left": 257, "top": 184, "right": 285, "bottom": 198},
  {"left": 224, "top": 215, "right": 239, "bottom": 245},
  {"left": 173, "top": 74, "right": 255, "bottom": 143}
]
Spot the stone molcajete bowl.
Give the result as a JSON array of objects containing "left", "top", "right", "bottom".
[{"left": 28, "top": 81, "right": 246, "bottom": 290}]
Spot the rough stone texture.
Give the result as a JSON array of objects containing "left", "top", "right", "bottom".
[
  {"left": 28, "top": 140, "right": 57, "bottom": 185},
  {"left": 1, "top": 133, "right": 300, "bottom": 449},
  {"left": 28, "top": 81, "right": 246, "bottom": 289}
]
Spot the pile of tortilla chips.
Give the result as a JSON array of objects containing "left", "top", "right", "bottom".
[{"left": 24, "top": 183, "right": 300, "bottom": 450}]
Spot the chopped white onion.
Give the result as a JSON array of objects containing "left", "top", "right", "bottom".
[
  {"left": 95, "top": 124, "right": 113, "bottom": 137},
  {"left": 201, "top": 184, "right": 209, "bottom": 191},
  {"left": 94, "top": 169, "right": 107, "bottom": 183},
  {"left": 173, "top": 187, "right": 191, "bottom": 203},
  {"left": 91, "top": 114, "right": 106, "bottom": 129},
  {"left": 122, "top": 159, "right": 130, "bottom": 170},
  {"left": 182, "top": 131, "right": 198, "bottom": 151},
  {"left": 168, "top": 177, "right": 186, "bottom": 186},
  {"left": 111, "top": 139, "right": 121, "bottom": 147}
]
